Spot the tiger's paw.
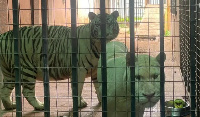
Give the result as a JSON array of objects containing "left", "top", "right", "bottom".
[
  {"left": 78, "top": 97, "right": 87, "bottom": 108},
  {"left": 95, "top": 90, "right": 102, "bottom": 103},
  {"left": 4, "top": 102, "right": 16, "bottom": 110},
  {"left": 34, "top": 103, "right": 44, "bottom": 110},
  {"left": 97, "top": 95, "right": 102, "bottom": 103}
]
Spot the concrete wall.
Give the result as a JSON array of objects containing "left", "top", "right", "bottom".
[
  {"left": 0, "top": 0, "right": 41, "bottom": 33},
  {"left": 0, "top": 0, "right": 102, "bottom": 30},
  {"left": 0, "top": 0, "right": 8, "bottom": 33},
  {"left": 48, "top": 0, "right": 71, "bottom": 26}
]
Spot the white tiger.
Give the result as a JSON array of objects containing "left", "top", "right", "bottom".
[
  {"left": 0, "top": 11, "right": 119, "bottom": 110},
  {"left": 97, "top": 41, "right": 166, "bottom": 117}
]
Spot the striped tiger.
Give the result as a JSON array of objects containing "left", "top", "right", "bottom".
[{"left": 0, "top": 11, "right": 119, "bottom": 110}]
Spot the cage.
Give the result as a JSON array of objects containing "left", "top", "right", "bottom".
[{"left": 0, "top": 0, "right": 198, "bottom": 117}]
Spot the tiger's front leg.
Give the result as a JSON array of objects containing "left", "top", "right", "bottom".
[
  {"left": 1, "top": 76, "right": 16, "bottom": 110},
  {"left": 22, "top": 76, "right": 44, "bottom": 110},
  {"left": 71, "top": 69, "right": 87, "bottom": 108},
  {"left": 91, "top": 70, "right": 101, "bottom": 103}
]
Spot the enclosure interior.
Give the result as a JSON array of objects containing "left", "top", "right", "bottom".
[{"left": 0, "top": 0, "right": 199, "bottom": 116}]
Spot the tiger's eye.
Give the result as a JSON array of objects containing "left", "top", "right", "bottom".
[
  {"left": 152, "top": 74, "right": 159, "bottom": 79},
  {"left": 135, "top": 75, "right": 141, "bottom": 80}
]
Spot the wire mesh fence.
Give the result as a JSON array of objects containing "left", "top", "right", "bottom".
[
  {"left": 0, "top": 0, "right": 199, "bottom": 117},
  {"left": 179, "top": 0, "right": 200, "bottom": 116}
]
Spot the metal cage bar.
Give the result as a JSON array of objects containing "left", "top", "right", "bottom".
[
  {"left": 179, "top": 0, "right": 191, "bottom": 93},
  {"left": 129, "top": 0, "right": 136, "bottom": 117},
  {"left": 30, "top": 0, "right": 34, "bottom": 25},
  {"left": 179, "top": 0, "right": 199, "bottom": 116},
  {"left": 5, "top": 0, "right": 195, "bottom": 116},
  {"left": 70, "top": 0, "right": 78, "bottom": 116},
  {"left": 159, "top": 0, "right": 165, "bottom": 117},
  {"left": 190, "top": 0, "right": 197, "bottom": 116},
  {"left": 196, "top": 0, "right": 200, "bottom": 115},
  {"left": 12, "top": 0, "right": 22, "bottom": 116},
  {"left": 41, "top": 0, "right": 50, "bottom": 116},
  {"left": 100, "top": 0, "right": 107, "bottom": 117}
]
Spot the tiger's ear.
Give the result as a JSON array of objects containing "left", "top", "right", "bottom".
[
  {"left": 156, "top": 52, "right": 166, "bottom": 63},
  {"left": 126, "top": 52, "right": 137, "bottom": 66},
  {"left": 88, "top": 12, "right": 96, "bottom": 20},
  {"left": 111, "top": 11, "right": 119, "bottom": 19}
]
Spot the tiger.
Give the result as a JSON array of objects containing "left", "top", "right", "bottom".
[
  {"left": 0, "top": 11, "right": 119, "bottom": 110},
  {"left": 97, "top": 41, "right": 166, "bottom": 117}
]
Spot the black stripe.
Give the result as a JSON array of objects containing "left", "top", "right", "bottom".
[
  {"left": 53, "top": 68, "right": 60, "bottom": 79},
  {"left": 21, "top": 78, "right": 34, "bottom": 83},
  {"left": 92, "top": 77, "right": 97, "bottom": 81},
  {"left": 49, "top": 55, "right": 55, "bottom": 68},
  {"left": 91, "top": 46, "right": 100, "bottom": 59},
  {"left": 60, "top": 27, "right": 67, "bottom": 39},
  {"left": 31, "top": 33, "right": 37, "bottom": 68},
  {"left": 33, "top": 26, "right": 41, "bottom": 38},
  {"left": 49, "top": 26, "right": 60, "bottom": 38},
  {"left": 21, "top": 71, "right": 36, "bottom": 79},
  {"left": 86, "top": 47, "right": 92, "bottom": 55},
  {"left": 49, "top": 68, "right": 56, "bottom": 78},
  {"left": 3, "top": 69, "right": 14, "bottom": 78},
  {"left": 22, "top": 37, "right": 36, "bottom": 70},
  {"left": 85, "top": 55, "right": 93, "bottom": 67},
  {"left": 33, "top": 30, "right": 41, "bottom": 40},
  {"left": 4, "top": 33, "right": 8, "bottom": 54},
  {"left": 35, "top": 38, "right": 41, "bottom": 50},
  {"left": 21, "top": 64, "right": 37, "bottom": 74},
  {"left": 81, "top": 58, "right": 88, "bottom": 72},
  {"left": 22, "top": 85, "right": 35, "bottom": 90},
  {"left": 34, "top": 26, "right": 40, "bottom": 33},
  {"left": 26, "top": 28, "right": 33, "bottom": 43},
  {"left": 57, "top": 54, "right": 62, "bottom": 67},
  {"left": 48, "top": 41, "right": 55, "bottom": 59},
  {"left": 20, "top": 27, "right": 28, "bottom": 39},
  {"left": 91, "top": 41, "right": 100, "bottom": 58},
  {"left": 9, "top": 35, "right": 13, "bottom": 67}
]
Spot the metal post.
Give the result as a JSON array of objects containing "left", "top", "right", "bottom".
[
  {"left": 159, "top": 0, "right": 165, "bottom": 117},
  {"left": 190, "top": 0, "right": 196, "bottom": 116},
  {"left": 12, "top": 0, "right": 22, "bottom": 116},
  {"left": 129, "top": 0, "right": 135, "bottom": 117},
  {"left": 196, "top": 0, "right": 200, "bottom": 116},
  {"left": 41, "top": 0, "right": 50, "bottom": 116},
  {"left": 100, "top": 0, "right": 107, "bottom": 117},
  {"left": 70, "top": 0, "right": 78, "bottom": 116},
  {"left": 30, "top": 0, "right": 34, "bottom": 25}
]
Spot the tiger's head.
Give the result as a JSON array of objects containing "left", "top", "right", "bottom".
[
  {"left": 88, "top": 11, "right": 119, "bottom": 42},
  {"left": 126, "top": 53, "right": 166, "bottom": 108}
]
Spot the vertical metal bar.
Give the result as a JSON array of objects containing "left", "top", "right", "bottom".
[
  {"left": 30, "top": 0, "right": 34, "bottom": 25},
  {"left": 196, "top": 0, "right": 200, "bottom": 117},
  {"left": 100, "top": 0, "right": 107, "bottom": 117},
  {"left": 129, "top": 0, "right": 135, "bottom": 117},
  {"left": 196, "top": 1, "right": 200, "bottom": 116},
  {"left": 12, "top": 0, "right": 22, "bottom": 116},
  {"left": 159, "top": 0, "right": 165, "bottom": 117},
  {"left": 70, "top": 0, "right": 78, "bottom": 117},
  {"left": 190, "top": 0, "right": 196, "bottom": 116},
  {"left": 41, "top": 0, "right": 50, "bottom": 116},
  {"left": 179, "top": 0, "right": 183, "bottom": 74},
  {"left": 124, "top": 0, "right": 126, "bottom": 20}
]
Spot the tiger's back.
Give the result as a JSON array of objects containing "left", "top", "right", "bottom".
[{"left": 0, "top": 26, "right": 72, "bottom": 80}]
